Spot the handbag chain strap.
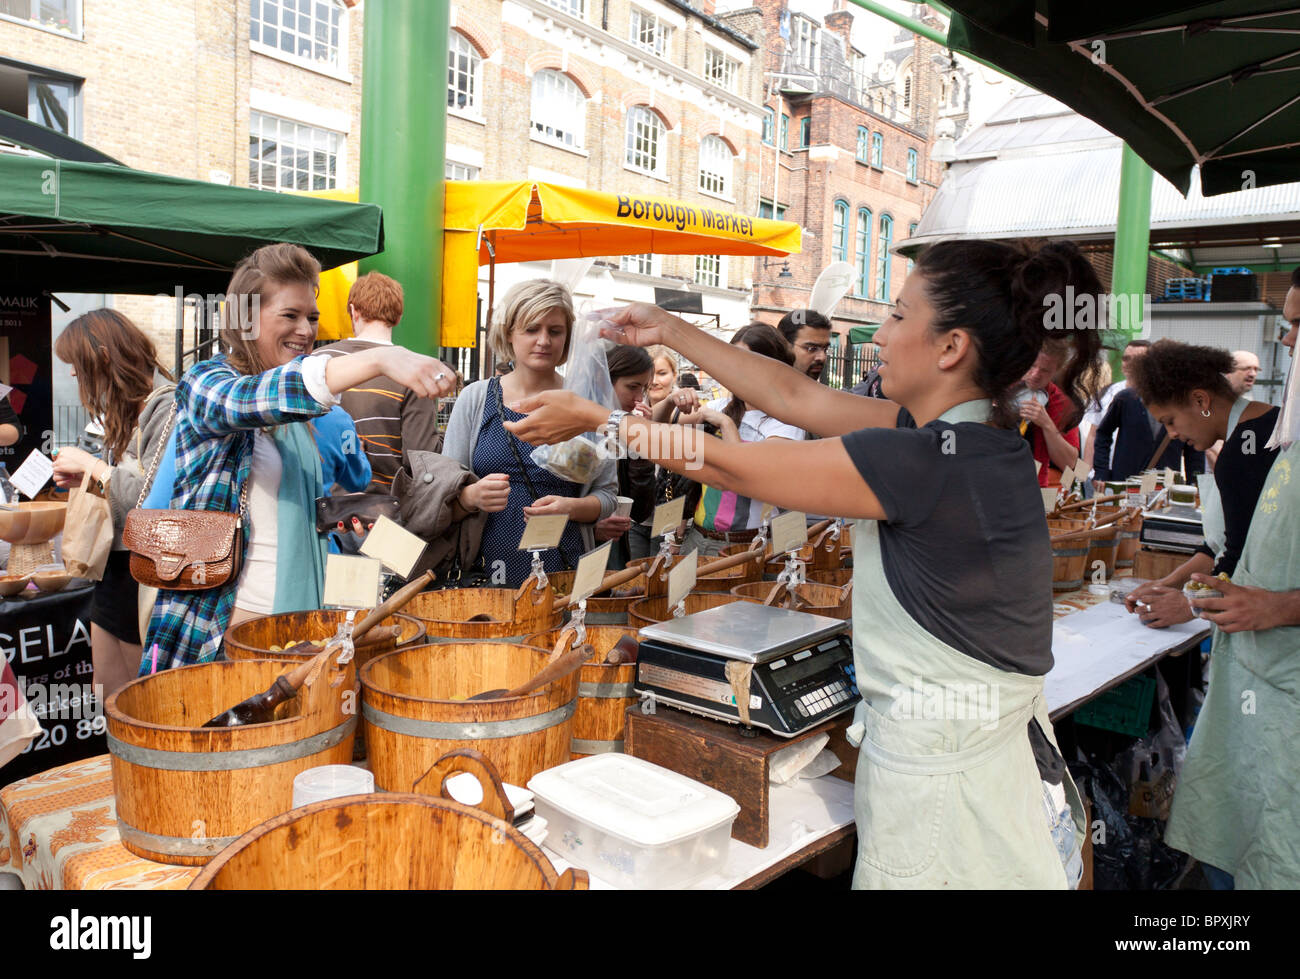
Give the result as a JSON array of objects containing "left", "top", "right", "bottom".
[
  {"left": 136, "top": 401, "right": 178, "bottom": 508},
  {"left": 134, "top": 399, "right": 250, "bottom": 520}
]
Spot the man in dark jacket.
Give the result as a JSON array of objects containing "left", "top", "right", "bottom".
[{"left": 1093, "top": 386, "right": 1204, "bottom": 483}]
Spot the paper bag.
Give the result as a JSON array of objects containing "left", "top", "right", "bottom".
[{"left": 61, "top": 471, "right": 113, "bottom": 581}]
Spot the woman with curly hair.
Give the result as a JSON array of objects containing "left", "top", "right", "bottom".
[{"left": 1122, "top": 340, "right": 1279, "bottom": 629}]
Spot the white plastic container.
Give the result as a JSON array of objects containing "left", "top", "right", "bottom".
[
  {"left": 528, "top": 754, "right": 739, "bottom": 889},
  {"left": 292, "top": 765, "right": 374, "bottom": 808}
]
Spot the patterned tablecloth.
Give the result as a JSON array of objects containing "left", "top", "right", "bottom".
[
  {"left": 0, "top": 754, "right": 198, "bottom": 890},
  {"left": 0, "top": 588, "right": 1124, "bottom": 891}
]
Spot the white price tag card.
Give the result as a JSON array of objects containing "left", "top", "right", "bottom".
[
  {"left": 667, "top": 548, "right": 698, "bottom": 609},
  {"left": 517, "top": 514, "right": 569, "bottom": 551},
  {"left": 770, "top": 510, "right": 808, "bottom": 555},
  {"left": 1059, "top": 464, "right": 1075, "bottom": 490},
  {"left": 650, "top": 497, "right": 687, "bottom": 538},
  {"left": 11, "top": 449, "right": 53, "bottom": 499},
  {"left": 1140, "top": 472, "right": 1158, "bottom": 496},
  {"left": 760, "top": 503, "right": 776, "bottom": 525},
  {"left": 1035, "top": 460, "right": 1043, "bottom": 477},
  {"left": 570, "top": 541, "right": 613, "bottom": 604},
  {"left": 359, "top": 514, "right": 427, "bottom": 579},
  {"left": 323, "top": 554, "right": 383, "bottom": 609},
  {"left": 1041, "top": 487, "right": 1060, "bottom": 514},
  {"left": 1165, "top": 467, "right": 1176, "bottom": 489},
  {"left": 0, "top": 382, "right": 11, "bottom": 401}
]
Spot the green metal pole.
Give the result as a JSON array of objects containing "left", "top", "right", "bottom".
[
  {"left": 359, "top": 0, "right": 448, "bottom": 354},
  {"left": 1112, "top": 144, "right": 1154, "bottom": 370},
  {"left": 846, "top": 0, "right": 1029, "bottom": 84}
]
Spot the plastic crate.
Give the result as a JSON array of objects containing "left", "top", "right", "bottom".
[
  {"left": 1163, "top": 278, "right": 1205, "bottom": 300},
  {"left": 1210, "top": 266, "right": 1251, "bottom": 277},
  {"left": 1072, "top": 675, "right": 1156, "bottom": 737}
]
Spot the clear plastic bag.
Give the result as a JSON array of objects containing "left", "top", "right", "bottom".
[{"left": 530, "top": 312, "right": 620, "bottom": 483}]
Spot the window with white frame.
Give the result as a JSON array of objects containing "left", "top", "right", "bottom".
[
  {"left": 445, "top": 161, "right": 479, "bottom": 181},
  {"left": 0, "top": 0, "right": 80, "bottom": 34},
  {"left": 625, "top": 106, "right": 666, "bottom": 175},
  {"left": 620, "top": 254, "right": 660, "bottom": 276},
  {"left": 856, "top": 126, "right": 869, "bottom": 163},
  {"left": 541, "top": 0, "right": 584, "bottom": 16},
  {"left": 704, "top": 48, "right": 738, "bottom": 93},
  {"left": 793, "top": 16, "right": 817, "bottom": 71},
  {"left": 694, "top": 255, "right": 723, "bottom": 289},
  {"left": 698, "top": 135, "right": 732, "bottom": 198},
  {"left": 531, "top": 70, "right": 586, "bottom": 149},
  {"left": 248, "top": 111, "right": 342, "bottom": 191},
  {"left": 447, "top": 30, "right": 481, "bottom": 113},
  {"left": 906, "top": 147, "right": 918, "bottom": 182},
  {"left": 250, "top": 0, "right": 346, "bottom": 70},
  {"left": 870, "top": 131, "right": 882, "bottom": 168},
  {"left": 761, "top": 107, "right": 774, "bottom": 145},
  {"left": 630, "top": 7, "right": 672, "bottom": 58}
]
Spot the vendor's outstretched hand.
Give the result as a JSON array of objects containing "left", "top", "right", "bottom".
[
  {"left": 502, "top": 389, "right": 607, "bottom": 445},
  {"left": 1126, "top": 584, "right": 1192, "bottom": 629},
  {"left": 597, "top": 303, "right": 678, "bottom": 349},
  {"left": 1189, "top": 574, "right": 1281, "bottom": 633}
]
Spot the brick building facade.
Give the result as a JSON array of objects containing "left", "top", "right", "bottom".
[{"left": 747, "top": 0, "right": 967, "bottom": 374}]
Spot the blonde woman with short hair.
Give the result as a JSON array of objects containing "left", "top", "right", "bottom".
[{"left": 442, "top": 279, "right": 617, "bottom": 585}]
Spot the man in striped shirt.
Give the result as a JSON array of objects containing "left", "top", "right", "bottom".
[{"left": 317, "top": 272, "right": 443, "bottom": 492}]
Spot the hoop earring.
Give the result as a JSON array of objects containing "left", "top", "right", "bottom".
[{"left": 1201, "top": 407, "right": 1212, "bottom": 418}]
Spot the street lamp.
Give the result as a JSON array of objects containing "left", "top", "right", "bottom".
[{"left": 763, "top": 257, "right": 794, "bottom": 278}]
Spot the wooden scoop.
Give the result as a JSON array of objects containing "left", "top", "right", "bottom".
[
  {"left": 1055, "top": 493, "right": 1127, "bottom": 513},
  {"left": 603, "top": 635, "right": 639, "bottom": 665},
  {"left": 467, "top": 629, "right": 590, "bottom": 701},
  {"left": 275, "top": 570, "right": 434, "bottom": 658},
  {"left": 1049, "top": 510, "right": 1128, "bottom": 544}
]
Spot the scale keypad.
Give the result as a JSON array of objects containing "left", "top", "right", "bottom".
[{"left": 793, "top": 680, "right": 852, "bottom": 717}]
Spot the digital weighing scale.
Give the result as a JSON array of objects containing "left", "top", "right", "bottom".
[
  {"left": 1139, "top": 503, "right": 1205, "bottom": 554},
  {"left": 635, "top": 602, "right": 859, "bottom": 738}
]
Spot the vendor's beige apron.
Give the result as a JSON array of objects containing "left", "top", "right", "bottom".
[
  {"left": 846, "top": 399, "right": 1085, "bottom": 889},
  {"left": 1165, "top": 442, "right": 1300, "bottom": 887}
]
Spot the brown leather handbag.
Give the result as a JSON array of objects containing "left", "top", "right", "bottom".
[{"left": 122, "top": 404, "right": 248, "bottom": 591}]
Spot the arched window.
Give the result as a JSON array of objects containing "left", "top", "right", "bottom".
[
  {"left": 870, "top": 131, "right": 882, "bottom": 168},
  {"left": 626, "top": 105, "right": 666, "bottom": 175},
  {"left": 447, "top": 30, "right": 482, "bottom": 113},
  {"left": 531, "top": 70, "right": 586, "bottom": 149},
  {"left": 832, "top": 201, "right": 849, "bottom": 263},
  {"left": 855, "top": 208, "right": 872, "bottom": 297},
  {"left": 875, "top": 214, "right": 894, "bottom": 301},
  {"left": 698, "top": 135, "right": 733, "bottom": 197}
]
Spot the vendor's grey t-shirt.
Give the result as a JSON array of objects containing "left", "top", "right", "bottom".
[{"left": 842, "top": 407, "right": 1061, "bottom": 778}]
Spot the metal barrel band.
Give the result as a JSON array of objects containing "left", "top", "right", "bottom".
[
  {"left": 571, "top": 737, "right": 624, "bottom": 754},
  {"left": 577, "top": 680, "right": 637, "bottom": 699},
  {"left": 421, "top": 632, "right": 534, "bottom": 644},
  {"left": 116, "top": 818, "right": 241, "bottom": 858},
  {"left": 106, "top": 717, "right": 356, "bottom": 772},
  {"left": 361, "top": 698, "right": 576, "bottom": 740}
]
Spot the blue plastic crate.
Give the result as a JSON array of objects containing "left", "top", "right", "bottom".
[
  {"left": 1210, "top": 266, "right": 1251, "bottom": 277},
  {"left": 1164, "top": 278, "right": 1205, "bottom": 300}
]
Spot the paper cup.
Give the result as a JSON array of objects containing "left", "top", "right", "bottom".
[
  {"left": 615, "top": 496, "right": 634, "bottom": 519},
  {"left": 292, "top": 764, "right": 374, "bottom": 808}
]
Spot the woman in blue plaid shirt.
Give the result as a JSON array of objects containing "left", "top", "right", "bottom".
[{"left": 141, "top": 244, "right": 457, "bottom": 673}]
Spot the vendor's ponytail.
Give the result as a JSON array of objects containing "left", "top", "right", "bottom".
[{"left": 915, "top": 239, "right": 1103, "bottom": 428}]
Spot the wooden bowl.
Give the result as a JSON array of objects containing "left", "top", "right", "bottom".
[
  {"left": 0, "top": 502, "right": 67, "bottom": 544},
  {"left": 0, "top": 573, "right": 31, "bottom": 597},
  {"left": 32, "top": 569, "right": 73, "bottom": 593}
]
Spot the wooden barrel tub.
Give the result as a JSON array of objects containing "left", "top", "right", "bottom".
[
  {"left": 360, "top": 641, "right": 578, "bottom": 787},
  {"left": 806, "top": 567, "right": 854, "bottom": 587},
  {"left": 526, "top": 625, "right": 639, "bottom": 759},
  {"left": 628, "top": 591, "right": 745, "bottom": 629},
  {"left": 1047, "top": 517, "right": 1092, "bottom": 592},
  {"left": 222, "top": 609, "right": 426, "bottom": 669},
  {"left": 729, "top": 580, "right": 853, "bottom": 619},
  {"left": 105, "top": 657, "right": 357, "bottom": 865},
  {"left": 189, "top": 753, "right": 584, "bottom": 890},
  {"left": 408, "top": 584, "right": 561, "bottom": 642},
  {"left": 546, "top": 570, "right": 641, "bottom": 626}
]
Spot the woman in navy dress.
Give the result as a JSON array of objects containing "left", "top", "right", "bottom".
[{"left": 443, "top": 279, "right": 617, "bottom": 586}]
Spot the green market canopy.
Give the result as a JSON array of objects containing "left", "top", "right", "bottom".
[
  {"left": 0, "top": 154, "right": 384, "bottom": 294},
  {"left": 944, "top": 2, "right": 1300, "bottom": 196}
]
